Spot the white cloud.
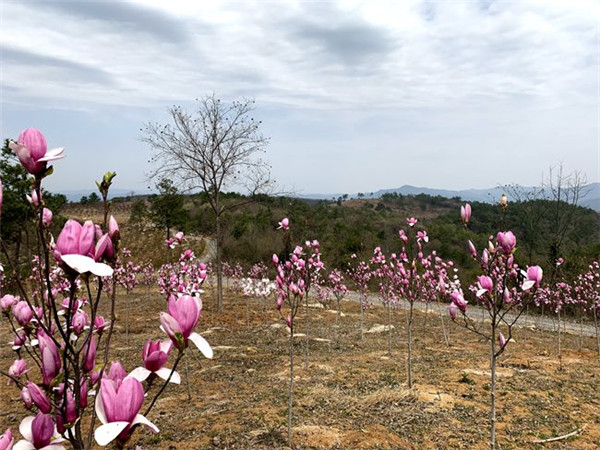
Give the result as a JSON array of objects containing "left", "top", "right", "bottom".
[{"left": 1, "top": 0, "right": 598, "bottom": 192}]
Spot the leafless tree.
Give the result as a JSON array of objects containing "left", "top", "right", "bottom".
[
  {"left": 543, "top": 164, "right": 589, "bottom": 281},
  {"left": 142, "top": 94, "right": 272, "bottom": 311},
  {"left": 503, "top": 183, "right": 547, "bottom": 265}
]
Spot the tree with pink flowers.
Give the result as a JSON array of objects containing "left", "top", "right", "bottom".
[
  {"left": 448, "top": 203, "right": 543, "bottom": 450},
  {"left": 0, "top": 128, "right": 213, "bottom": 449}
]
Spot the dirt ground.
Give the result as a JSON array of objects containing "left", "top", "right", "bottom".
[{"left": 1, "top": 283, "right": 599, "bottom": 449}]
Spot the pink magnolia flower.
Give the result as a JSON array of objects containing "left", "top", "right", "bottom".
[
  {"left": 450, "top": 291, "right": 468, "bottom": 312},
  {"left": 0, "top": 428, "right": 13, "bottom": 450},
  {"left": 461, "top": 203, "right": 471, "bottom": 225},
  {"left": 277, "top": 217, "right": 289, "bottom": 230},
  {"left": 94, "top": 234, "right": 114, "bottom": 261},
  {"left": 467, "top": 240, "right": 477, "bottom": 259},
  {"left": 476, "top": 275, "right": 494, "bottom": 297},
  {"left": 12, "top": 301, "right": 33, "bottom": 326},
  {"left": 108, "top": 216, "right": 120, "bottom": 241},
  {"left": 174, "top": 231, "right": 184, "bottom": 243},
  {"left": 106, "top": 362, "right": 127, "bottom": 384},
  {"left": 12, "top": 330, "right": 27, "bottom": 350},
  {"left": 37, "top": 330, "right": 60, "bottom": 386},
  {"left": 1, "top": 294, "right": 18, "bottom": 311},
  {"left": 130, "top": 340, "right": 180, "bottom": 384},
  {"left": 160, "top": 295, "right": 212, "bottom": 357},
  {"left": 41, "top": 209, "right": 52, "bottom": 228},
  {"left": 498, "top": 333, "right": 507, "bottom": 348},
  {"left": 21, "top": 387, "right": 33, "bottom": 410},
  {"left": 71, "top": 311, "right": 88, "bottom": 335},
  {"left": 80, "top": 336, "right": 97, "bottom": 373},
  {"left": 522, "top": 266, "right": 543, "bottom": 291},
  {"left": 496, "top": 231, "right": 516, "bottom": 254},
  {"left": 448, "top": 303, "right": 458, "bottom": 320},
  {"left": 54, "top": 220, "right": 94, "bottom": 260},
  {"left": 16, "top": 413, "right": 65, "bottom": 449},
  {"left": 94, "top": 377, "right": 158, "bottom": 446},
  {"left": 9, "top": 128, "right": 64, "bottom": 176},
  {"left": 54, "top": 220, "right": 113, "bottom": 277},
  {"left": 8, "top": 359, "right": 28, "bottom": 379},
  {"left": 406, "top": 217, "right": 418, "bottom": 227},
  {"left": 25, "top": 382, "right": 51, "bottom": 414},
  {"left": 27, "top": 190, "right": 40, "bottom": 207}
]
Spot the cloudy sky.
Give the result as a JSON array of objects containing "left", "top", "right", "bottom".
[{"left": 1, "top": 0, "right": 598, "bottom": 197}]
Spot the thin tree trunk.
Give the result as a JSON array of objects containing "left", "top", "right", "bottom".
[
  {"left": 288, "top": 323, "right": 294, "bottom": 447},
  {"left": 215, "top": 215, "right": 224, "bottom": 311},
  {"left": 594, "top": 312, "right": 600, "bottom": 356},
  {"left": 246, "top": 296, "right": 249, "bottom": 327},
  {"left": 422, "top": 300, "right": 429, "bottom": 334},
  {"left": 440, "top": 311, "right": 449, "bottom": 346},
  {"left": 387, "top": 302, "right": 392, "bottom": 357},
  {"left": 336, "top": 298, "right": 340, "bottom": 345},
  {"left": 558, "top": 310, "right": 563, "bottom": 370},
  {"left": 490, "top": 322, "right": 497, "bottom": 450},
  {"left": 360, "top": 294, "right": 365, "bottom": 341},
  {"left": 407, "top": 301, "right": 414, "bottom": 389},
  {"left": 304, "top": 293, "right": 310, "bottom": 370},
  {"left": 126, "top": 292, "right": 130, "bottom": 346},
  {"left": 578, "top": 312, "right": 583, "bottom": 351}
]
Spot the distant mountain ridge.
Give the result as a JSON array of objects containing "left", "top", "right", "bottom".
[
  {"left": 300, "top": 183, "right": 600, "bottom": 212},
  {"left": 371, "top": 183, "right": 600, "bottom": 212},
  {"left": 59, "top": 183, "right": 600, "bottom": 212}
]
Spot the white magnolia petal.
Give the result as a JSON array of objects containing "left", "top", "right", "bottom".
[
  {"left": 61, "top": 255, "right": 95, "bottom": 274},
  {"left": 43, "top": 444, "right": 67, "bottom": 450},
  {"left": 476, "top": 289, "right": 487, "bottom": 298},
  {"left": 90, "top": 262, "right": 114, "bottom": 277},
  {"left": 38, "top": 147, "right": 65, "bottom": 162},
  {"left": 189, "top": 332, "right": 213, "bottom": 359},
  {"left": 94, "top": 389, "right": 107, "bottom": 425},
  {"left": 132, "top": 414, "right": 159, "bottom": 434},
  {"left": 129, "top": 367, "right": 151, "bottom": 382},
  {"left": 522, "top": 280, "right": 535, "bottom": 291},
  {"left": 19, "top": 416, "right": 34, "bottom": 442},
  {"left": 155, "top": 367, "right": 181, "bottom": 384},
  {"left": 13, "top": 441, "right": 36, "bottom": 450},
  {"left": 94, "top": 422, "right": 129, "bottom": 446}
]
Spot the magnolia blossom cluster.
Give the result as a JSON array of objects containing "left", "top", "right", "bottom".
[
  {"left": 157, "top": 249, "right": 207, "bottom": 298},
  {"left": 448, "top": 230, "right": 543, "bottom": 319},
  {"left": 247, "top": 262, "right": 269, "bottom": 280},
  {"left": 448, "top": 205, "right": 543, "bottom": 327},
  {"left": 328, "top": 269, "right": 348, "bottom": 301},
  {"left": 165, "top": 231, "right": 184, "bottom": 249},
  {"left": 370, "top": 218, "right": 449, "bottom": 311},
  {"left": 272, "top": 221, "right": 325, "bottom": 327},
  {"left": 29, "top": 255, "right": 75, "bottom": 304},
  {"left": 113, "top": 249, "right": 142, "bottom": 294},
  {"left": 139, "top": 262, "right": 157, "bottom": 287},
  {"left": 573, "top": 261, "right": 600, "bottom": 316},
  {"left": 241, "top": 277, "right": 276, "bottom": 299},
  {"left": 347, "top": 256, "right": 373, "bottom": 310}
]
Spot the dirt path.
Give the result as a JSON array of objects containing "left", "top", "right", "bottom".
[{"left": 344, "top": 291, "right": 599, "bottom": 338}]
